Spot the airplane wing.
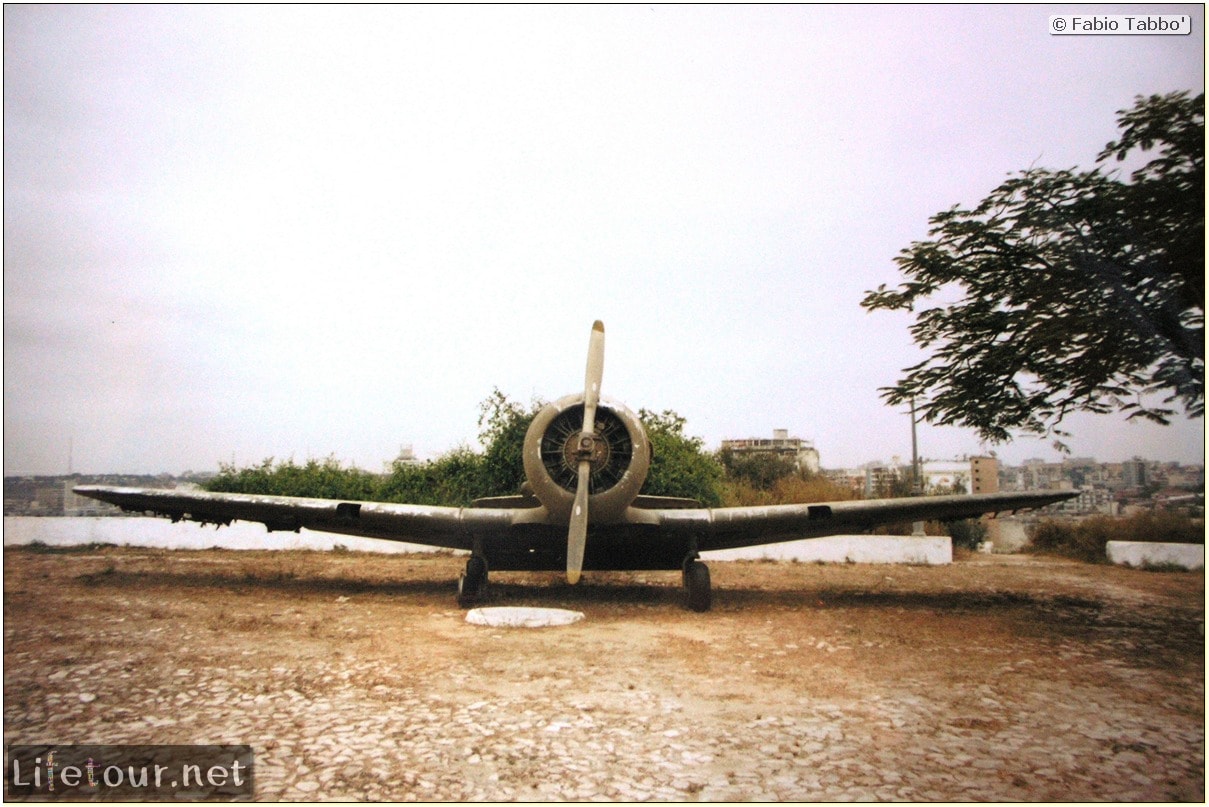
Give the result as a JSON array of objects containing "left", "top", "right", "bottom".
[
  {"left": 72, "top": 486, "right": 519, "bottom": 551},
  {"left": 655, "top": 490, "right": 1078, "bottom": 551},
  {"left": 74, "top": 485, "right": 1077, "bottom": 557}
]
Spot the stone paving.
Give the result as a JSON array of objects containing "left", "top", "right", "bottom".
[{"left": 4, "top": 547, "right": 1204, "bottom": 801}]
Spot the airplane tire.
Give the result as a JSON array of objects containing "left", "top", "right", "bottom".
[
  {"left": 466, "top": 555, "right": 488, "bottom": 586},
  {"left": 457, "top": 555, "right": 488, "bottom": 608},
  {"left": 684, "top": 560, "right": 711, "bottom": 612},
  {"left": 456, "top": 574, "right": 476, "bottom": 608}
]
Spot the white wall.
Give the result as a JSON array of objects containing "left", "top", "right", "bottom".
[
  {"left": 703, "top": 535, "right": 952, "bottom": 565},
  {"left": 1106, "top": 540, "right": 1204, "bottom": 570},
  {"left": 2, "top": 516, "right": 436, "bottom": 554},
  {"left": 5, "top": 517, "right": 954, "bottom": 565}
]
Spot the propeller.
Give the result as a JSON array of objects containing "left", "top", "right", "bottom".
[{"left": 567, "top": 320, "right": 604, "bottom": 584}]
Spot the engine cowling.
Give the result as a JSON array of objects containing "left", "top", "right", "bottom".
[{"left": 522, "top": 393, "right": 650, "bottom": 524}]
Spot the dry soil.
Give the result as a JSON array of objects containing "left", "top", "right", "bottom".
[{"left": 3, "top": 545, "right": 1204, "bottom": 801}]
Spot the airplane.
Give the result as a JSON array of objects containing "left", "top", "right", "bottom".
[{"left": 75, "top": 321, "right": 1077, "bottom": 611}]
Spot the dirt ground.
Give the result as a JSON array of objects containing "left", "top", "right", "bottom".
[{"left": 4, "top": 545, "right": 1204, "bottom": 801}]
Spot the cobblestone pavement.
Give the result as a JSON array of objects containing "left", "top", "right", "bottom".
[{"left": 4, "top": 547, "right": 1203, "bottom": 801}]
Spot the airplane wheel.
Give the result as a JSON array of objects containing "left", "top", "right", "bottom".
[
  {"left": 466, "top": 555, "right": 488, "bottom": 584},
  {"left": 456, "top": 575, "right": 476, "bottom": 608},
  {"left": 457, "top": 555, "right": 488, "bottom": 608},
  {"left": 684, "top": 560, "right": 711, "bottom": 612}
]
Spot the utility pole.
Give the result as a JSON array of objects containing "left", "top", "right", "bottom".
[
  {"left": 910, "top": 399, "right": 921, "bottom": 493},
  {"left": 910, "top": 398, "right": 925, "bottom": 537}
]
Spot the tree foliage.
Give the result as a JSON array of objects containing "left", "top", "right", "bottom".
[
  {"left": 862, "top": 91, "right": 1204, "bottom": 448},
  {"left": 206, "top": 456, "right": 379, "bottom": 501},
  {"left": 720, "top": 472, "right": 857, "bottom": 507},
  {"left": 208, "top": 393, "right": 726, "bottom": 507},
  {"left": 476, "top": 387, "right": 541, "bottom": 497},
  {"left": 718, "top": 447, "right": 798, "bottom": 490},
  {"left": 1029, "top": 510, "right": 1203, "bottom": 563},
  {"left": 638, "top": 408, "right": 724, "bottom": 507},
  {"left": 946, "top": 519, "right": 988, "bottom": 551},
  {"left": 376, "top": 445, "right": 489, "bottom": 506},
  {"left": 374, "top": 389, "right": 543, "bottom": 506}
]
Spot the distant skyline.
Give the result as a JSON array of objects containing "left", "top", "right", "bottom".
[
  {"left": 5, "top": 5, "right": 1204, "bottom": 476},
  {"left": 4, "top": 450, "right": 1201, "bottom": 480}
]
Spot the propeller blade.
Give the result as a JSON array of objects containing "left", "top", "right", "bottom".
[
  {"left": 568, "top": 320, "right": 604, "bottom": 585},
  {"left": 567, "top": 460, "right": 590, "bottom": 584},
  {"left": 582, "top": 320, "right": 604, "bottom": 434}
]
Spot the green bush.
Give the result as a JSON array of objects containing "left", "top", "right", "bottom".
[
  {"left": 475, "top": 387, "right": 541, "bottom": 497},
  {"left": 206, "top": 393, "right": 727, "bottom": 507},
  {"left": 206, "top": 456, "right": 378, "bottom": 501},
  {"left": 718, "top": 448, "right": 797, "bottom": 490},
  {"left": 947, "top": 519, "right": 989, "bottom": 550},
  {"left": 638, "top": 409, "right": 724, "bottom": 507}
]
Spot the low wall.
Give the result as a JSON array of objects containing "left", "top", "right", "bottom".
[
  {"left": 2, "top": 516, "right": 436, "bottom": 554},
  {"left": 4, "top": 517, "right": 953, "bottom": 565},
  {"left": 702, "top": 535, "right": 952, "bottom": 565},
  {"left": 991, "top": 519, "right": 1030, "bottom": 553},
  {"left": 1106, "top": 540, "right": 1204, "bottom": 570}
]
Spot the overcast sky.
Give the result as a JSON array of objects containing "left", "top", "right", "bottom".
[{"left": 5, "top": 4, "right": 1205, "bottom": 476}]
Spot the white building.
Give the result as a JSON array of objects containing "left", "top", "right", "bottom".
[
  {"left": 920, "top": 460, "right": 971, "bottom": 494},
  {"left": 720, "top": 429, "right": 821, "bottom": 474}
]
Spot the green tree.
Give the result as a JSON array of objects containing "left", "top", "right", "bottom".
[
  {"left": 718, "top": 447, "right": 798, "bottom": 490},
  {"left": 206, "top": 456, "right": 378, "bottom": 500},
  {"left": 377, "top": 390, "right": 541, "bottom": 506},
  {"left": 946, "top": 519, "right": 988, "bottom": 551},
  {"left": 207, "top": 395, "right": 726, "bottom": 507},
  {"left": 476, "top": 387, "right": 541, "bottom": 497},
  {"left": 377, "top": 446, "right": 487, "bottom": 506},
  {"left": 862, "top": 92, "right": 1204, "bottom": 449},
  {"left": 638, "top": 409, "right": 724, "bottom": 507}
]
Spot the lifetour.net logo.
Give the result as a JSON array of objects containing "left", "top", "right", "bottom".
[{"left": 6, "top": 745, "right": 253, "bottom": 800}]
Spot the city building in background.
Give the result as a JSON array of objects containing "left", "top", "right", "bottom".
[{"left": 720, "top": 429, "right": 821, "bottom": 474}]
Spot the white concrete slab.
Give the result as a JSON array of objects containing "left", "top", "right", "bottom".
[
  {"left": 1106, "top": 540, "right": 1204, "bottom": 570},
  {"left": 5, "top": 518, "right": 952, "bottom": 565},
  {"left": 991, "top": 519, "right": 1030, "bottom": 553},
  {"left": 466, "top": 607, "right": 584, "bottom": 628},
  {"left": 702, "top": 535, "right": 952, "bottom": 565},
  {"left": 2, "top": 516, "right": 440, "bottom": 554}
]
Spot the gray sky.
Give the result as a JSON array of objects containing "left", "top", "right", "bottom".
[{"left": 5, "top": 5, "right": 1205, "bottom": 476}]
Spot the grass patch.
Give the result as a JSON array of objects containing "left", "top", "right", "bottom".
[
  {"left": 1140, "top": 561, "right": 1197, "bottom": 573},
  {"left": 19, "top": 541, "right": 116, "bottom": 554},
  {"left": 77, "top": 563, "right": 117, "bottom": 584},
  {"left": 242, "top": 568, "right": 298, "bottom": 583}
]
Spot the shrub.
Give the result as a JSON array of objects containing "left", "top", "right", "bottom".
[
  {"left": 476, "top": 387, "right": 541, "bottom": 497},
  {"left": 205, "top": 394, "right": 727, "bottom": 507},
  {"left": 1029, "top": 511, "right": 1204, "bottom": 563},
  {"left": 639, "top": 409, "right": 724, "bottom": 507},
  {"left": 206, "top": 456, "right": 378, "bottom": 501},
  {"left": 947, "top": 519, "right": 989, "bottom": 550},
  {"left": 377, "top": 445, "right": 486, "bottom": 506},
  {"left": 720, "top": 473, "right": 856, "bottom": 507},
  {"left": 718, "top": 448, "right": 797, "bottom": 490}
]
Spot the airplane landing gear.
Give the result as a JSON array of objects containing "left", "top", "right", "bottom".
[
  {"left": 682, "top": 557, "right": 711, "bottom": 612},
  {"left": 457, "top": 555, "right": 488, "bottom": 607}
]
